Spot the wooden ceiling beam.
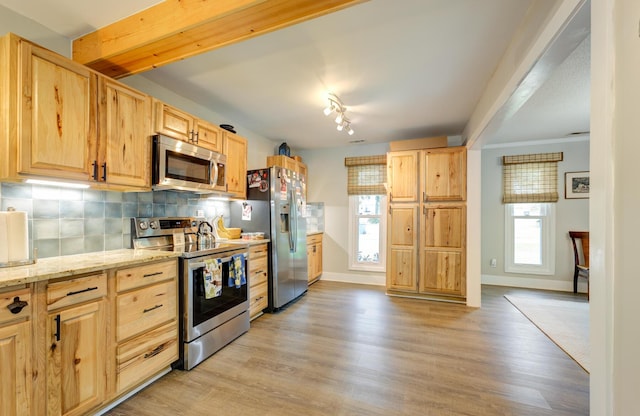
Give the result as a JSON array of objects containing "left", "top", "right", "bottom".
[{"left": 72, "top": 0, "right": 367, "bottom": 79}]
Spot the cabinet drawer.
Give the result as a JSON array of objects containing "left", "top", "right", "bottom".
[
  {"left": 249, "top": 243, "right": 268, "bottom": 259},
  {"left": 249, "top": 281, "right": 268, "bottom": 318},
  {"left": 0, "top": 287, "right": 31, "bottom": 324},
  {"left": 249, "top": 256, "right": 268, "bottom": 286},
  {"left": 116, "top": 321, "right": 178, "bottom": 393},
  {"left": 307, "top": 233, "right": 323, "bottom": 245},
  {"left": 47, "top": 273, "right": 107, "bottom": 311},
  {"left": 116, "top": 260, "right": 177, "bottom": 292},
  {"left": 117, "top": 280, "right": 177, "bottom": 342}
]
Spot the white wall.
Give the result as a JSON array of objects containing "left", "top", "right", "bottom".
[
  {"left": 0, "top": 5, "right": 69, "bottom": 55},
  {"left": 591, "top": 0, "right": 640, "bottom": 413},
  {"left": 481, "top": 138, "right": 589, "bottom": 291},
  {"left": 299, "top": 143, "right": 389, "bottom": 286}
]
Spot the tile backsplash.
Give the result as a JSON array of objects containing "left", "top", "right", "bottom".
[{"left": 0, "top": 183, "right": 230, "bottom": 259}]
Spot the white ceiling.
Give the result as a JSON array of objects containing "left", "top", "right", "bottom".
[{"left": 0, "top": 0, "right": 590, "bottom": 150}]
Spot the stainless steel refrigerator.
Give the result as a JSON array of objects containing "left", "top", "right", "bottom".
[{"left": 230, "top": 167, "right": 307, "bottom": 310}]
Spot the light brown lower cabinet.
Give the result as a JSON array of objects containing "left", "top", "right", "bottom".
[
  {"left": 386, "top": 203, "right": 466, "bottom": 300},
  {"left": 248, "top": 243, "right": 269, "bottom": 320},
  {"left": 0, "top": 258, "right": 179, "bottom": 416},
  {"left": 114, "top": 260, "right": 179, "bottom": 394},
  {"left": 307, "top": 233, "right": 323, "bottom": 284},
  {"left": 0, "top": 287, "right": 32, "bottom": 416},
  {"left": 46, "top": 299, "right": 107, "bottom": 416}
]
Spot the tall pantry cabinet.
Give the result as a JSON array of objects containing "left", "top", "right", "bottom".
[{"left": 386, "top": 147, "right": 467, "bottom": 302}]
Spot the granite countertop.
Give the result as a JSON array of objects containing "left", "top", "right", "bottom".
[
  {"left": 307, "top": 231, "right": 324, "bottom": 236},
  {"left": 0, "top": 249, "right": 180, "bottom": 289}
]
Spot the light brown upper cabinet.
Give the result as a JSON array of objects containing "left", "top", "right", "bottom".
[
  {"left": 15, "top": 37, "right": 98, "bottom": 183},
  {"left": 420, "top": 147, "right": 466, "bottom": 202},
  {"left": 154, "top": 100, "right": 223, "bottom": 153},
  {"left": 223, "top": 131, "right": 248, "bottom": 198},
  {"left": 98, "top": 78, "right": 151, "bottom": 189},
  {"left": 0, "top": 33, "right": 152, "bottom": 190},
  {"left": 387, "top": 151, "right": 419, "bottom": 203}
]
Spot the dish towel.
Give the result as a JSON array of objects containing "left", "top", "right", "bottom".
[
  {"left": 228, "top": 253, "right": 246, "bottom": 288},
  {"left": 204, "top": 258, "right": 222, "bottom": 299}
]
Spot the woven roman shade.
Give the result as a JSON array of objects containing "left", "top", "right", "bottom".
[
  {"left": 502, "top": 152, "right": 563, "bottom": 203},
  {"left": 345, "top": 155, "right": 387, "bottom": 195}
]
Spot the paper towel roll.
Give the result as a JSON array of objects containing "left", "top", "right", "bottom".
[
  {"left": 0, "top": 213, "right": 8, "bottom": 263},
  {"left": 6, "top": 211, "right": 29, "bottom": 262}
]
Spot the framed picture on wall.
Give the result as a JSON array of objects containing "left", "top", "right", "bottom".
[{"left": 565, "top": 171, "right": 590, "bottom": 199}]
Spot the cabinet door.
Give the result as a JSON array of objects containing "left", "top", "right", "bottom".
[
  {"left": 420, "top": 205, "right": 466, "bottom": 296},
  {"left": 99, "top": 78, "right": 151, "bottom": 188},
  {"left": 19, "top": 41, "right": 97, "bottom": 181},
  {"left": 0, "top": 321, "right": 31, "bottom": 416},
  {"left": 154, "top": 101, "right": 193, "bottom": 143},
  {"left": 314, "top": 240, "right": 323, "bottom": 278},
  {"left": 386, "top": 204, "right": 418, "bottom": 292},
  {"left": 307, "top": 243, "right": 314, "bottom": 283},
  {"left": 195, "top": 119, "right": 223, "bottom": 153},
  {"left": 47, "top": 301, "right": 106, "bottom": 416},
  {"left": 421, "top": 147, "right": 466, "bottom": 202},
  {"left": 224, "top": 132, "right": 247, "bottom": 198},
  {"left": 387, "top": 151, "right": 419, "bottom": 202}
]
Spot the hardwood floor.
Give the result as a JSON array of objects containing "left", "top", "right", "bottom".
[{"left": 105, "top": 282, "right": 589, "bottom": 416}]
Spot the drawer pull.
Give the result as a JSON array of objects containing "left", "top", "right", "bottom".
[
  {"left": 144, "top": 344, "right": 165, "bottom": 359},
  {"left": 143, "top": 272, "right": 163, "bottom": 278},
  {"left": 143, "top": 304, "right": 163, "bottom": 314},
  {"left": 7, "top": 297, "right": 28, "bottom": 314},
  {"left": 67, "top": 286, "right": 98, "bottom": 296}
]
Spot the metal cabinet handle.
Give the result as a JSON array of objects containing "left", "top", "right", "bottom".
[
  {"left": 143, "top": 304, "right": 163, "bottom": 314},
  {"left": 101, "top": 163, "right": 107, "bottom": 181},
  {"left": 92, "top": 161, "right": 98, "bottom": 181},
  {"left": 6, "top": 297, "right": 28, "bottom": 314},
  {"left": 67, "top": 286, "right": 98, "bottom": 296},
  {"left": 54, "top": 314, "right": 61, "bottom": 341},
  {"left": 143, "top": 272, "right": 163, "bottom": 278}
]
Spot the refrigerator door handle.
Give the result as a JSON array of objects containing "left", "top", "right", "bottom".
[{"left": 288, "top": 186, "right": 296, "bottom": 252}]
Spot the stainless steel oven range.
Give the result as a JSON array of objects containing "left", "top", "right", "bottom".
[{"left": 132, "top": 216, "right": 250, "bottom": 370}]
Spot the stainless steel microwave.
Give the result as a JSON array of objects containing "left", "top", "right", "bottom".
[{"left": 152, "top": 134, "right": 227, "bottom": 193}]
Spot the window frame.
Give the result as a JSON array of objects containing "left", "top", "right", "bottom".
[
  {"left": 504, "top": 202, "right": 556, "bottom": 275},
  {"left": 348, "top": 194, "right": 387, "bottom": 272}
]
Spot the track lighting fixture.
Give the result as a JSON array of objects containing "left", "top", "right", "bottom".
[{"left": 323, "top": 93, "right": 354, "bottom": 136}]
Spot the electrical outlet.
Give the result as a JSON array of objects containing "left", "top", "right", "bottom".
[
  {"left": 196, "top": 209, "right": 204, "bottom": 218},
  {"left": 490, "top": 258, "right": 497, "bottom": 268}
]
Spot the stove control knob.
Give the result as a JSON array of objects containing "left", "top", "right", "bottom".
[
  {"left": 150, "top": 220, "right": 159, "bottom": 229},
  {"left": 191, "top": 220, "right": 198, "bottom": 228},
  {"left": 138, "top": 220, "right": 148, "bottom": 230}
]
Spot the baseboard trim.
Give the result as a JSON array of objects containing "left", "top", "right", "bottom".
[
  {"left": 320, "top": 271, "right": 385, "bottom": 286},
  {"left": 482, "top": 274, "right": 588, "bottom": 293}
]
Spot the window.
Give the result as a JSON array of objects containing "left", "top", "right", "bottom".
[
  {"left": 344, "top": 155, "right": 387, "bottom": 272},
  {"left": 505, "top": 203, "right": 555, "bottom": 275},
  {"left": 349, "top": 195, "right": 386, "bottom": 271}
]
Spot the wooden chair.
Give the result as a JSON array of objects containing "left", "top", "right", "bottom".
[{"left": 569, "top": 231, "right": 589, "bottom": 298}]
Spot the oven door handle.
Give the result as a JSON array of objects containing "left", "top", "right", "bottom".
[{"left": 189, "top": 252, "right": 249, "bottom": 270}]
